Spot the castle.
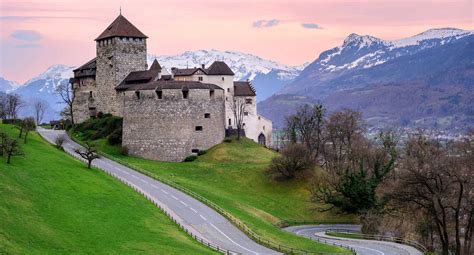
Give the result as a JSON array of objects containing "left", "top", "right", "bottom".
[{"left": 71, "top": 14, "right": 272, "bottom": 162}]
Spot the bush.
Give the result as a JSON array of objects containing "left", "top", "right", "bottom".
[
  {"left": 223, "top": 138, "right": 232, "bottom": 143},
  {"left": 55, "top": 135, "right": 66, "bottom": 151},
  {"left": 197, "top": 150, "right": 207, "bottom": 156},
  {"left": 120, "top": 146, "right": 129, "bottom": 156},
  {"left": 266, "top": 143, "right": 315, "bottom": 181},
  {"left": 107, "top": 127, "right": 122, "bottom": 145},
  {"left": 183, "top": 155, "right": 197, "bottom": 162},
  {"left": 73, "top": 115, "right": 123, "bottom": 144}
]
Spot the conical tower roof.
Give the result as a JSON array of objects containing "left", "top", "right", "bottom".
[{"left": 95, "top": 14, "right": 148, "bottom": 41}]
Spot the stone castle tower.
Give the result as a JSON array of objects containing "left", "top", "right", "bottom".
[{"left": 94, "top": 14, "right": 148, "bottom": 116}]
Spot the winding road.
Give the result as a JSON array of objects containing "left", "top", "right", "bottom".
[
  {"left": 284, "top": 225, "right": 422, "bottom": 255},
  {"left": 38, "top": 128, "right": 279, "bottom": 255}
]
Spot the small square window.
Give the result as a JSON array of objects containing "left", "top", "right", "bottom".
[
  {"left": 245, "top": 99, "right": 252, "bottom": 104},
  {"left": 191, "top": 149, "right": 199, "bottom": 153},
  {"left": 244, "top": 112, "right": 248, "bottom": 116},
  {"left": 182, "top": 90, "right": 189, "bottom": 99},
  {"left": 195, "top": 126, "right": 203, "bottom": 131},
  {"left": 198, "top": 76, "right": 203, "bottom": 81},
  {"left": 210, "top": 90, "right": 215, "bottom": 99},
  {"left": 204, "top": 113, "right": 211, "bottom": 118},
  {"left": 135, "top": 91, "right": 140, "bottom": 99},
  {"left": 156, "top": 90, "right": 163, "bottom": 99}
]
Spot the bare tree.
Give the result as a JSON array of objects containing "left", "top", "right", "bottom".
[
  {"left": 4, "top": 94, "right": 23, "bottom": 119},
  {"left": 322, "top": 109, "right": 365, "bottom": 173},
  {"left": 392, "top": 132, "right": 473, "bottom": 255},
  {"left": 33, "top": 100, "right": 46, "bottom": 125},
  {"left": 229, "top": 96, "right": 248, "bottom": 140},
  {"left": 56, "top": 82, "right": 75, "bottom": 125},
  {"left": 4, "top": 137, "right": 23, "bottom": 164},
  {"left": 284, "top": 104, "right": 325, "bottom": 160},
  {"left": 74, "top": 143, "right": 99, "bottom": 169},
  {"left": 55, "top": 135, "right": 66, "bottom": 150},
  {"left": 22, "top": 117, "right": 36, "bottom": 144},
  {"left": 0, "top": 132, "right": 7, "bottom": 156},
  {"left": 0, "top": 94, "right": 6, "bottom": 119}
]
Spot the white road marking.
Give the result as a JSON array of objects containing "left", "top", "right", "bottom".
[
  {"left": 190, "top": 207, "right": 198, "bottom": 214},
  {"left": 348, "top": 245, "right": 385, "bottom": 255},
  {"left": 131, "top": 175, "right": 139, "bottom": 179},
  {"left": 210, "top": 223, "right": 259, "bottom": 255},
  {"left": 199, "top": 214, "right": 207, "bottom": 221},
  {"left": 141, "top": 179, "right": 149, "bottom": 184},
  {"left": 161, "top": 189, "right": 169, "bottom": 194},
  {"left": 180, "top": 201, "right": 188, "bottom": 206},
  {"left": 151, "top": 184, "right": 159, "bottom": 189},
  {"left": 171, "top": 195, "right": 179, "bottom": 200}
]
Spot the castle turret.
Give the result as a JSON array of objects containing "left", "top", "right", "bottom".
[{"left": 94, "top": 14, "right": 148, "bottom": 116}]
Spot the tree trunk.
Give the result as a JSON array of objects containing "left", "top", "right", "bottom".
[
  {"left": 237, "top": 127, "right": 241, "bottom": 140},
  {"left": 24, "top": 131, "right": 28, "bottom": 144},
  {"left": 87, "top": 159, "right": 91, "bottom": 169}
]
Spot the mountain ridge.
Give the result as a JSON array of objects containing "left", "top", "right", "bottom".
[{"left": 261, "top": 28, "right": 474, "bottom": 133}]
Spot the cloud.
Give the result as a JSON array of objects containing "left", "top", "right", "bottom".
[
  {"left": 11, "top": 30, "right": 42, "bottom": 42},
  {"left": 15, "top": 43, "right": 41, "bottom": 48},
  {"left": 301, "top": 23, "right": 323, "bottom": 29},
  {"left": 253, "top": 19, "right": 280, "bottom": 28}
]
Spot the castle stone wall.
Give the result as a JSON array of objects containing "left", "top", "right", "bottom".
[
  {"left": 95, "top": 37, "right": 147, "bottom": 117},
  {"left": 122, "top": 88, "right": 225, "bottom": 162},
  {"left": 72, "top": 77, "right": 97, "bottom": 123}
]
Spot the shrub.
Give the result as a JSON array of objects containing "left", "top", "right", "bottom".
[
  {"left": 107, "top": 127, "right": 122, "bottom": 145},
  {"left": 223, "top": 138, "right": 232, "bottom": 143},
  {"left": 120, "top": 146, "right": 129, "bottom": 156},
  {"left": 266, "top": 143, "right": 315, "bottom": 181},
  {"left": 197, "top": 150, "right": 207, "bottom": 156},
  {"left": 55, "top": 135, "right": 66, "bottom": 151},
  {"left": 183, "top": 155, "right": 197, "bottom": 162}
]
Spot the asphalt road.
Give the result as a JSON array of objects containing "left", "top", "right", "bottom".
[
  {"left": 284, "top": 225, "right": 423, "bottom": 255},
  {"left": 38, "top": 128, "right": 279, "bottom": 255}
]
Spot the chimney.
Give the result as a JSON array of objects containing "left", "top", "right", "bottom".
[{"left": 201, "top": 64, "right": 205, "bottom": 69}]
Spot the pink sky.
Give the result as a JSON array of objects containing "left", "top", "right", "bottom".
[{"left": 0, "top": 0, "right": 473, "bottom": 83}]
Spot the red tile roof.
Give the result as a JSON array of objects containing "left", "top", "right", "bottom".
[{"left": 95, "top": 14, "right": 147, "bottom": 41}]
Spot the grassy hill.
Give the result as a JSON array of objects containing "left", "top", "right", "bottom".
[
  {"left": 0, "top": 124, "right": 215, "bottom": 254},
  {"left": 71, "top": 118, "right": 355, "bottom": 253}
]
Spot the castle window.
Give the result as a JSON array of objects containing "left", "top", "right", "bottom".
[
  {"left": 227, "top": 88, "right": 230, "bottom": 92},
  {"left": 135, "top": 91, "right": 140, "bottom": 99},
  {"left": 245, "top": 98, "right": 252, "bottom": 104},
  {"left": 182, "top": 90, "right": 189, "bottom": 99},
  {"left": 204, "top": 113, "right": 211, "bottom": 118},
  {"left": 89, "top": 91, "right": 93, "bottom": 98},
  {"left": 244, "top": 112, "right": 248, "bottom": 116},
  {"left": 263, "top": 125, "right": 266, "bottom": 130},
  {"left": 195, "top": 126, "right": 203, "bottom": 131},
  {"left": 191, "top": 149, "right": 199, "bottom": 153},
  {"left": 156, "top": 90, "right": 162, "bottom": 99},
  {"left": 198, "top": 76, "right": 203, "bottom": 81},
  {"left": 210, "top": 90, "right": 214, "bottom": 99},
  {"left": 222, "top": 77, "right": 225, "bottom": 81},
  {"left": 228, "top": 119, "right": 231, "bottom": 126}
]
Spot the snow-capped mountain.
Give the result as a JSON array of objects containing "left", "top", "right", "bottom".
[
  {"left": 148, "top": 49, "right": 305, "bottom": 101},
  {"left": 9, "top": 49, "right": 304, "bottom": 121},
  {"left": 260, "top": 28, "right": 474, "bottom": 132},
  {"left": 12, "top": 64, "right": 74, "bottom": 122},
  {"left": 0, "top": 77, "right": 20, "bottom": 93},
  {"left": 281, "top": 28, "right": 473, "bottom": 94},
  {"left": 148, "top": 49, "right": 304, "bottom": 81}
]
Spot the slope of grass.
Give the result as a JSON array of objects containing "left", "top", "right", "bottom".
[
  {"left": 73, "top": 127, "right": 355, "bottom": 253},
  {"left": 0, "top": 124, "right": 215, "bottom": 254}
]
